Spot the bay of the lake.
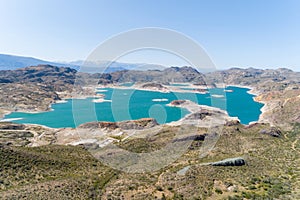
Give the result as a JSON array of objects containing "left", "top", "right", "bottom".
[{"left": 3, "top": 86, "right": 263, "bottom": 128}]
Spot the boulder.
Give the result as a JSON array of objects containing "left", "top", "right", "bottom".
[
  {"left": 259, "top": 127, "right": 281, "bottom": 137},
  {"left": 210, "top": 157, "right": 246, "bottom": 166},
  {"left": 225, "top": 120, "right": 240, "bottom": 126},
  {"left": 169, "top": 100, "right": 186, "bottom": 106}
]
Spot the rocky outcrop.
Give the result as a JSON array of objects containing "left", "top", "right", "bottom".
[
  {"left": 185, "top": 110, "right": 213, "bottom": 120},
  {"left": 225, "top": 120, "right": 240, "bottom": 126},
  {"left": 141, "top": 83, "right": 165, "bottom": 89},
  {"left": 0, "top": 122, "right": 26, "bottom": 130},
  {"left": 117, "top": 118, "right": 159, "bottom": 129},
  {"left": 0, "top": 132, "right": 34, "bottom": 146},
  {"left": 173, "top": 134, "right": 206, "bottom": 142},
  {"left": 96, "top": 66, "right": 206, "bottom": 84},
  {"left": 0, "top": 122, "right": 56, "bottom": 147},
  {"left": 259, "top": 127, "right": 281, "bottom": 137},
  {"left": 78, "top": 118, "right": 159, "bottom": 130},
  {"left": 195, "top": 88, "right": 208, "bottom": 93},
  {"left": 169, "top": 100, "right": 186, "bottom": 106},
  {"left": 210, "top": 157, "right": 246, "bottom": 166},
  {"left": 78, "top": 121, "right": 118, "bottom": 130}
]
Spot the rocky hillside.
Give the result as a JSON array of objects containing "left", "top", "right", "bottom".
[
  {"left": 206, "top": 67, "right": 300, "bottom": 129},
  {"left": 97, "top": 66, "right": 206, "bottom": 85},
  {"left": 0, "top": 83, "right": 60, "bottom": 112},
  {"left": 0, "top": 65, "right": 77, "bottom": 91},
  {"left": 0, "top": 65, "right": 78, "bottom": 115},
  {"left": 206, "top": 67, "right": 300, "bottom": 92},
  {"left": 0, "top": 121, "right": 299, "bottom": 199}
]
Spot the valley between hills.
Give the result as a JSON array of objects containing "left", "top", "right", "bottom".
[{"left": 0, "top": 65, "right": 300, "bottom": 199}]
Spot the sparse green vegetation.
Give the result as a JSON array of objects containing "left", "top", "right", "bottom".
[{"left": 0, "top": 122, "right": 299, "bottom": 199}]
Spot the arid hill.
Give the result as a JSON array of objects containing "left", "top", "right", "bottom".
[{"left": 97, "top": 66, "right": 207, "bottom": 85}]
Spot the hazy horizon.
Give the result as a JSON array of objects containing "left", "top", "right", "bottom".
[
  {"left": 1, "top": 52, "right": 300, "bottom": 72},
  {"left": 1, "top": 0, "right": 300, "bottom": 71}
]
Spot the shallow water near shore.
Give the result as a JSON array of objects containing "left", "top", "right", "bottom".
[{"left": 3, "top": 86, "right": 263, "bottom": 128}]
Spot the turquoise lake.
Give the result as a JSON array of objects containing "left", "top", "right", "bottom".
[{"left": 3, "top": 86, "right": 263, "bottom": 128}]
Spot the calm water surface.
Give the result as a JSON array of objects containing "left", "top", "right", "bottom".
[{"left": 4, "top": 86, "right": 263, "bottom": 128}]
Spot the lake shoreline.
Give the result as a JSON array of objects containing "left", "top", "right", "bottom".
[{"left": 1, "top": 83, "right": 265, "bottom": 128}]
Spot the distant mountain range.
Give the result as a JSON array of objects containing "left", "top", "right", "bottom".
[
  {"left": 0, "top": 54, "right": 166, "bottom": 72},
  {"left": 69, "top": 60, "right": 166, "bottom": 73},
  {"left": 0, "top": 54, "right": 80, "bottom": 70}
]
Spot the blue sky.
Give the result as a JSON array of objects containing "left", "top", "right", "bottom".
[{"left": 0, "top": 0, "right": 300, "bottom": 70}]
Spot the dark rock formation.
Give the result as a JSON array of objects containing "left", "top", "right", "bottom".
[
  {"left": 0, "top": 65, "right": 77, "bottom": 92},
  {"left": 169, "top": 100, "right": 186, "bottom": 106},
  {"left": 185, "top": 110, "right": 213, "bottom": 120},
  {"left": 0, "top": 122, "right": 34, "bottom": 146},
  {"left": 225, "top": 120, "right": 240, "bottom": 126},
  {"left": 210, "top": 157, "right": 246, "bottom": 166},
  {"left": 173, "top": 134, "right": 206, "bottom": 142},
  {"left": 0, "top": 122, "right": 26, "bottom": 130},
  {"left": 195, "top": 88, "right": 207, "bottom": 93},
  {"left": 259, "top": 127, "right": 281, "bottom": 137},
  {"left": 141, "top": 82, "right": 164, "bottom": 89}
]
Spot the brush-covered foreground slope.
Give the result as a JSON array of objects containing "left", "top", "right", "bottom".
[{"left": 0, "top": 122, "right": 299, "bottom": 199}]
